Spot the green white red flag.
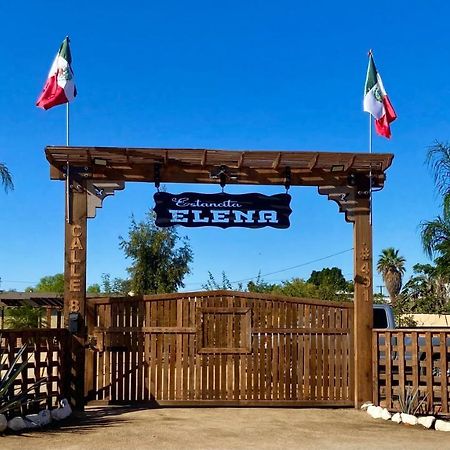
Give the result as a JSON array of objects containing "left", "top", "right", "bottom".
[
  {"left": 363, "top": 52, "right": 396, "bottom": 138},
  {"left": 36, "top": 37, "right": 77, "bottom": 110}
]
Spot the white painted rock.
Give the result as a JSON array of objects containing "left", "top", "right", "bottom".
[
  {"left": 8, "top": 416, "right": 27, "bottom": 431},
  {"left": 25, "top": 410, "right": 52, "bottom": 427},
  {"left": 0, "top": 414, "right": 7, "bottom": 432},
  {"left": 401, "top": 413, "right": 418, "bottom": 425},
  {"left": 23, "top": 418, "right": 39, "bottom": 429},
  {"left": 381, "top": 408, "right": 392, "bottom": 420},
  {"left": 417, "top": 416, "right": 435, "bottom": 429},
  {"left": 391, "top": 412, "right": 402, "bottom": 423},
  {"left": 51, "top": 398, "right": 72, "bottom": 421},
  {"left": 435, "top": 419, "right": 450, "bottom": 432},
  {"left": 361, "top": 401, "right": 373, "bottom": 411},
  {"left": 367, "top": 405, "right": 383, "bottom": 419},
  {"left": 38, "top": 410, "right": 52, "bottom": 426}
]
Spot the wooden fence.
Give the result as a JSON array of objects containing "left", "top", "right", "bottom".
[
  {"left": 0, "top": 329, "right": 71, "bottom": 414},
  {"left": 87, "top": 291, "right": 354, "bottom": 406},
  {"left": 373, "top": 329, "right": 450, "bottom": 416},
  {"left": 0, "top": 306, "right": 63, "bottom": 329}
]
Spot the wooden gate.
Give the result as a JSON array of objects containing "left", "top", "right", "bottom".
[{"left": 87, "top": 291, "right": 354, "bottom": 406}]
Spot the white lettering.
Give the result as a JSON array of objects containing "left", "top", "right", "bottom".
[
  {"left": 258, "top": 211, "right": 278, "bottom": 223},
  {"left": 174, "top": 198, "right": 242, "bottom": 208},
  {"left": 233, "top": 210, "right": 255, "bottom": 223},
  {"left": 169, "top": 210, "right": 189, "bottom": 222},
  {"left": 192, "top": 210, "right": 209, "bottom": 223},
  {"left": 212, "top": 210, "right": 230, "bottom": 223}
]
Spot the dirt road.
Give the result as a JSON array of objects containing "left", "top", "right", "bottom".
[{"left": 1, "top": 407, "right": 447, "bottom": 450}]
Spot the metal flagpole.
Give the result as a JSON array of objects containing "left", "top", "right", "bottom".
[
  {"left": 66, "top": 102, "right": 70, "bottom": 223},
  {"left": 369, "top": 106, "right": 373, "bottom": 225}
]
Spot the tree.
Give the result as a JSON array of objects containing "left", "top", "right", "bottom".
[
  {"left": 202, "top": 271, "right": 243, "bottom": 291},
  {"left": 420, "top": 214, "right": 450, "bottom": 277},
  {"left": 119, "top": 212, "right": 193, "bottom": 294},
  {"left": 426, "top": 141, "right": 450, "bottom": 216},
  {"left": 376, "top": 248, "right": 406, "bottom": 304},
  {"left": 0, "top": 162, "right": 13, "bottom": 192},
  {"left": 247, "top": 272, "right": 277, "bottom": 293},
  {"left": 100, "top": 273, "right": 131, "bottom": 295},
  {"left": 421, "top": 141, "right": 450, "bottom": 277},
  {"left": 4, "top": 305, "right": 46, "bottom": 329},
  {"left": 307, "top": 267, "right": 350, "bottom": 292},
  {"left": 400, "top": 263, "right": 450, "bottom": 315},
  {"left": 26, "top": 273, "right": 65, "bottom": 293},
  {"left": 87, "top": 283, "right": 101, "bottom": 294},
  {"left": 26, "top": 273, "right": 100, "bottom": 294}
]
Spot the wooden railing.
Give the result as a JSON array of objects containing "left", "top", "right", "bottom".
[
  {"left": 0, "top": 329, "right": 71, "bottom": 414},
  {"left": 0, "top": 307, "right": 63, "bottom": 329},
  {"left": 373, "top": 329, "right": 450, "bottom": 416}
]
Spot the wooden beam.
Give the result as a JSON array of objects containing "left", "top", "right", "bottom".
[
  {"left": 237, "top": 152, "right": 245, "bottom": 169},
  {"left": 272, "top": 152, "right": 282, "bottom": 169},
  {"left": 64, "top": 177, "right": 88, "bottom": 410},
  {"left": 353, "top": 211, "right": 373, "bottom": 407}
]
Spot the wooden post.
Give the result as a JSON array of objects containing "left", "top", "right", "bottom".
[
  {"left": 353, "top": 211, "right": 373, "bottom": 407},
  {"left": 64, "top": 177, "right": 88, "bottom": 410}
]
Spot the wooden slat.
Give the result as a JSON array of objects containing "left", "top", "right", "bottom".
[
  {"left": 372, "top": 332, "right": 379, "bottom": 406},
  {"left": 385, "top": 331, "right": 392, "bottom": 409},
  {"left": 440, "top": 332, "right": 448, "bottom": 414}
]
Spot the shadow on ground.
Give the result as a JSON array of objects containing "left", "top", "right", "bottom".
[{"left": 4, "top": 405, "right": 155, "bottom": 438}]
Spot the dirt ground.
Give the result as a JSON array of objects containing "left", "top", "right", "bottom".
[{"left": 1, "top": 407, "right": 448, "bottom": 450}]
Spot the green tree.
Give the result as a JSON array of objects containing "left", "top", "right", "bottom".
[
  {"left": 87, "top": 283, "right": 101, "bottom": 294},
  {"left": 272, "top": 278, "right": 319, "bottom": 298},
  {"left": 100, "top": 273, "right": 131, "bottom": 295},
  {"left": 399, "top": 263, "right": 450, "bottom": 314},
  {"left": 376, "top": 248, "right": 406, "bottom": 304},
  {"left": 307, "top": 267, "right": 350, "bottom": 291},
  {"left": 421, "top": 141, "right": 450, "bottom": 277},
  {"left": 426, "top": 141, "right": 450, "bottom": 216},
  {"left": 4, "top": 305, "right": 46, "bottom": 329},
  {"left": 247, "top": 273, "right": 277, "bottom": 293},
  {"left": 202, "top": 271, "right": 243, "bottom": 291},
  {"left": 0, "top": 162, "right": 13, "bottom": 192},
  {"left": 119, "top": 212, "right": 193, "bottom": 294},
  {"left": 26, "top": 273, "right": 65, "bottom": 293},
  {"left": 420, "top": 215, "right": 450, "bottom": 278},
  {"left": 26, "top": 273, "right": 100, "bottom": 294}
]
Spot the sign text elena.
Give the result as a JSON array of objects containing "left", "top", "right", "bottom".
[{"left": 153, "top": 192, "right": 292, "bottom": 229}]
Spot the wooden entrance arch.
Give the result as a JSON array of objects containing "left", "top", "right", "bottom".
[{"left": 46, "top": 146, "right": 393, "bottom": 408}]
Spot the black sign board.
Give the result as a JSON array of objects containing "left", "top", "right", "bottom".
[{"left": 153, "top": 192, "right": 292, "bottom": 229}]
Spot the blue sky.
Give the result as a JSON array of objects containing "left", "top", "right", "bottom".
[{"left": 1, "top": 1, "right": 449, "bottom": 293}]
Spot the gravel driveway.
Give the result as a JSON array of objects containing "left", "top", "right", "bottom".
[{"left": 1, "top": 406, "right": 446, "bottom": 450}]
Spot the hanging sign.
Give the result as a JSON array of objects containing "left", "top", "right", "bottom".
[{"left": 153, "top": 192, "right": 292, "bottom": 229}]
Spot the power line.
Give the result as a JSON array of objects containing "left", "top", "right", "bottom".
[{"left": 229, "top": 248, "right": 353, "bottom": 284}]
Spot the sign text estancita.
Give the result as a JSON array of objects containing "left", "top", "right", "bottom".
[{"left": 153, "top": 192, "right": 292, "bottom": 229}]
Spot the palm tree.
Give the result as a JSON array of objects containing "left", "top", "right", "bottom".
[
  {"left": 427, "top": 141, "right": 450, "bottom": 217},
  {"left": 0, "top": 162, "right": 13, "bottom": 192},
  {"left": 377, "top": 248, "right": 406, "bottom": 304},
  {"left": 421, "top": 215, "right": 450, "bottom": 259}
]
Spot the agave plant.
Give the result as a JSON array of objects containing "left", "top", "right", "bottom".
[
  {"left": 0, "top": 335, "right": 47, "bottom": 416},
  {"left": 397, "top": 386, "right": 429, "bottom": 415}
]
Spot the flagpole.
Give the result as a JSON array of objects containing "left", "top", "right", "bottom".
[
  {"left": 369, "top": 105, "right": 373, "bottom": 225},
  {"left": 66, "top": 102, "right": 70, "bottom": 223},
  {"left": 368, "top": 50, "right": 373, "bottom": 225}
]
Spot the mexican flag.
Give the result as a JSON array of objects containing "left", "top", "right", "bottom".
[
  {"left": 363, "top": 53, "right": 397, "bottom": 138},
  {"left": 36, "top": 37, "right": 77, "bottom": 110}
]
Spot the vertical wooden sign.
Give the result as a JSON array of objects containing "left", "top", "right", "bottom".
[
  {"left": 64, "top": 177, "right": 88, "bottom": 410},
  {"left": 64, "top": 178, "right": 88, "bottom": 328},
  {"left": 353, "top": 211, "right": 373, "bottom": 407}
]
